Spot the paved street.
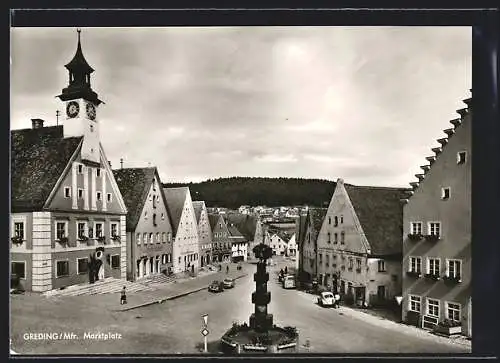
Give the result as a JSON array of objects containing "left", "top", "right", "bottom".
[{"left": 11, "top": 260, "right": 470, "bottom": 355}]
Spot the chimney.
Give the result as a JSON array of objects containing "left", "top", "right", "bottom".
[{"left": 31, "top": 118, "right": 44, "bottom": 129}]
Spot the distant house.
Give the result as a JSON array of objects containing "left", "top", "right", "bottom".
[
  {"left": 10, "top": 34, "right": 128, "bottom": 292},
  {"left": 268, "top": 232, "right": 288, "bottom": 256},
  {"left": 208, "top": 214, "right": 232, "bottom": 263},
  {"left": 298, "top": 208, "right": 327, "bottom": 282},
  {"left": 225, "top": 212, "right": 257, "bottom": 259},
  {"left": 163, "top": 187, "right": 200, "bottom": 274},
  {"left": 402, "top": 94, "right": 471, "bottom": 337},
  {"left": 192, "top": 201, "right": 212, "bottom": 267},
  {"left": 317, "top": 178, "right": 407, "bottom": 306},
  {"left": 113, "top": 167, "right": 174, "bottom": 280},
  {"left": 287, "top": 233, "right": 297, "bottom": 257}
]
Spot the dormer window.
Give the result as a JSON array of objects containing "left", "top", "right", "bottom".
[
  {"left": 441, "top": 187, "right": 450, "bottom": 200},
  {"left": 457, "top": 151, "right": 467, "bottom": 164}
]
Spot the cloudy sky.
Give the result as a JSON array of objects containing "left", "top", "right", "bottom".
[{"left": 10, "top": 26, "right": 471, "bottom": 186}]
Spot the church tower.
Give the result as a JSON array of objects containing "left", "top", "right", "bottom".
[{"left": 57, "top": 29, "right": 104, "bottom": 164}]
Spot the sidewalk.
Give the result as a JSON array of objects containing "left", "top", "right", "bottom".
[
  {"left": 336, "top": 305, "right": 471, "bottom": 350},
  {"left": 112, "top": 266, "right": 249, "bottom": 312}
]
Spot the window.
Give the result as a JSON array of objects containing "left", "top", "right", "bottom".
[
  {"left": 340, "top": 215, "right": 344, "bottom": 224},
  {"left": 77, "top": 258, "right": 88, "bottom": 274},
  {"left": 446, "top": 302, "right": 461, "bottom": 322},
  {"left": 56, "top": 221, "right": 67, "bottom": 240},
  {"left": 95, "top": 222, "right": 103, "bottom": 238},
  {"left": 111, "top": 255, "right": 120, "bottom": 269},
  {"left": 378, "top": 260, "right": 386, "bottom": 272},
  {"left": 167, "top": 232, "right": 172, "bottom": 242},
  {"left": 334, "top": 233, "right": 338, "bottom": 244},
  {"left": 327, "top": 232, "right": 331, "bottom": 243},
  {"left": 441, "top": 187, "right": 450, "bottom": 200},
  {"left": 152, "top": 195, "right": 157, "bottom": 209},
  {"left": 348, "top": 257, "right": 353, "bottom": 269},
  {"left": 64, "top": 187, "right": 71, "bottom": 198},
  {"left": 410, "top": 222, "right": 422, "bottom": 235},
  {"left": 149, "top": 233, "right": 154, "bottom": 244},
  {"left": 356, "top": 258, "right": 362, "bottom": 269},
  {"left": 340, "top": 231, "right": 345, "bottom": 244},
  {"left": 78, "top": 164, "right": 83, "bottom": 174},
  {"left": 161, "top": 213, "right": 165, "bottom": 220},
  {"left": 153, "top": 214, "right": 157, "bottom": 226},
  {"left": 178, "top": 257, "right": 181, "bottom": 264},
  {"left": 78, "top": 189, "right": 84, "bottom": 199},
  {"left": 56, "top": 260, "right": 69, "bottom": 277},
  {"left": 96, "top": 168, "right": 101, "bottom": 177},
  {"left": 14, "top": 221, "right": 25, "bottom": 239},
  {"left": 334, "top": 216, "right": 338, "bottom": 227},
  {"left": 111, "top": 223, "right": 118, "bottom": 237},
  {"left": 325, "top": 254, "right": 330, "bottom": 267},
  {"left": 11, "top": 261, "right": 26, "bottom": 279},
  {"left": 447, "top": 259, "right": 462, "bottom": 279},
  {"left": 428, "top": 222, "right": 441, "bottom": 237},
  {"left": 107, "top": 193, "right": 112, "bottom": 202},
  {"left": 328, "top": 217, "right": 331, "bottom": 224},
  {"left": 137, "top": 233, "right": 141, "bottom": 245},
  {"left": 152, "top": 178, "right": 156, "bottom": 191},
  {"left": 156, "top": 232, "right": 160, "bottom": 244},
  {"left": 409, "top": 295, "right": 421, "bottom": 312},
  {"left": 77, "top": 222, "right": 87, "bottom": 239},
  {"left": 144, "top": 211, "right": 148, "bottom": 220},
  {"left": 90, "top": 125, "right": 94, "bottom": 132},
  {"left": 427, "top": 298, "right": 440, "bottom": 317},
  {"left": 428, "top": 258, "right": 440, "bottom": 276},
  {"left": 96, "top": 191, "right": 102, "bottom": 201},
  {"left": 409, "top": 257, "right": 422, "bottom": 273},
  {"left": 143, "top": 233, "right": 147, "bottom": 243},
  {"left": 319, "top": 254, "right": 323, "bottom": 264},
  {"left": 457, "top": 151, "right": 467, "bottom": 164}
]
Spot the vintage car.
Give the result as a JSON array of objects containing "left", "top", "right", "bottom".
[
  {"left": 222, "top": 278, "right": 235, "bottom": 289},
  {"left": 317, "top": 291, "right": 335, "bottom": 307},
  {"left": 208, "top": 280, "right": 224, "bottom": 293}
]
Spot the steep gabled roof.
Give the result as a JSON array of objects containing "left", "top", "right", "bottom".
[
  {"left": 192, "top": 201, "right": 205, "bottom": 224},
  {"left": 207, "top": 213, "right": 220, "bottom": 231},
  {"left": 225, "top": 213, "right": 257, "bottom": 241},
  {"left": 309, "top": 207, "right": 327, "bottom": 233},
  {"left": 344, "top": 184, "right": 406, "bottom": 256},
  {"left": 112, "top": 167, "right": 156, "bottom": 231},
  {"left": 11, "top": 126, "right": 83, "bottom": 212},
  {"left": 163, "top": 187, "right": 189, "bottom": 234},
  {"left": 227, "top": 224, "right": 247, "bottom": 242}
]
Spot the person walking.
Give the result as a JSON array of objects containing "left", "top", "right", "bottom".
[{"left": 120, "top": 286, "right": 127, "bottom": 305}]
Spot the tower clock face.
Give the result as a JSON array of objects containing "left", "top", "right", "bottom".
[
  {"left": 66, "top": 101, "right": 79, "bottom": 118},
  {"left": 86, "top": 103, "right": 96, "bottom": 120}
]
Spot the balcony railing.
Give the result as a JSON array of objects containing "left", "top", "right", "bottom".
[{"left": 424, "top": 234, "right": 440, "bottom": 242}]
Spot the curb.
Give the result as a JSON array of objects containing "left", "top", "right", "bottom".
[{"left": 114, "top": 273, "right": 248, "bottom": 312}]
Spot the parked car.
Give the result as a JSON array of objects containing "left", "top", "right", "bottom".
[
  {"left": 208, "top": 280, "right": 224, "bottom": 293},
  {"left": 223, "top": 278, "right": 235, "bottom": 289},
  {"left": 317, "top": 291, "right": 335, "bottom": 307}
]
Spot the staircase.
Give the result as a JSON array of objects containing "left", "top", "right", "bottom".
[{"left": 43, "top": 277, "right": 155, "bottom": 297}]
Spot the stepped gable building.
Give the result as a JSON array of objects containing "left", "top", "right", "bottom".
[
  {"left": 192, "top": 201, "right": 212, "bottom": 267},
  {"left": 113, "top": 167, "right": 174, "bottom": 280},
  {"left": 10, "top": 30, "right": 128, "bottom": 292},
  {"left": 208, "top": 213, "right": 232, "bottom": 263},
  {"left": 316, "top": 179, "right": 407, "bottom": 306},
  {"left": 298, "top": 208, "right": 327, "bottom": 282},
  {"left": 402, "top": 92, "right": 472, "bottom": 337},
  {"left": 163, "top": 187, "right": 200, "bottom": 274}
]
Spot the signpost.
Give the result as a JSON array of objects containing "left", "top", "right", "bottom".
[{"left": 201, "top": 314, "right": 209, "bottom": 353}]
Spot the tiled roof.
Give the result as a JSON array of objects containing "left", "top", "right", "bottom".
[
  {"left": 276, "top": 229, "right": 292, "bottom": 243},
  {"left": 227, "top": 224, "right": 247, "bottom": 243},
  {"left": 112, "top": 167, "right": 156, "bottom": 231},
  {"left": 207, "top": 213, "right": 220, "bottom": 231},
  {"left": 309, "top": 207, "right": 327, "bottom": 233},
  {"left": 163, "top": 187, "right": 189, "bottom": 234},
  {"left": 11, "top": 126, "right": 82, "bottom": 212},
  {"left": 225, "top": 213, "right": 257, "bottom": 241},
  {"left": 344, "top": 185, "right": 406, "bottom": 256},
  {"left": 192, "top": 201, "right": 205, "bottom": 224}
]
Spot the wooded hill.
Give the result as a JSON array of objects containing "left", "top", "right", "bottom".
[{"left": 162, "top": 177, "right": 337, "bottom": 209}]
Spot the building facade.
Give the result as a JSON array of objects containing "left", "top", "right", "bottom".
[
  {"left": 298, "top": 208, "right": 327, "bottom": 282},
  {"left": 208, "top": 214, "right": 232, "bottom": 263},
  {"left": 402, "top": 95, "right": 471, "bottom": 337},
  {"left": 227, "top": 223, "right": 248, "bottom": 262},
  {"left": 193, "top": 201, "right": 213, "bottom": 267},
  {"left": 316, "top": 179, "right": 406, "bottom": 306},
  {"left": 113, "top": 167, "right": 174, "bottom": 281},
  {"left": 10, "top": 31, "right": 127, "bottom": 292},
  {"left": 163, "top": 187, "right": 200, "bottom": 274}
]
